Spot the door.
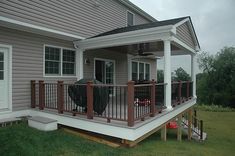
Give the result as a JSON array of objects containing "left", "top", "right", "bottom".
[
  {"left": 95, "top": 59, "right": 115, "bottom": 95},
  {"left": 0, "top": 47, "right": 9, "bottom": 111}
]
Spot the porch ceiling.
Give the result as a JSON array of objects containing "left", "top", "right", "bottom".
[{"left": 101, "top": 40, "right": 190, "bottom": 57}]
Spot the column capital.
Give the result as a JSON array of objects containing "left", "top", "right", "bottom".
[
  {"left": 162, "top": 36, "right": 173, "bottom": 42},
  {"left": 191, "top": 52, "right": 197, "bottom": 57}
]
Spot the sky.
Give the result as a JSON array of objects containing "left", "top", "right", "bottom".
[{"left": 129, "top": 0, "right": 235, "bottom": 74}]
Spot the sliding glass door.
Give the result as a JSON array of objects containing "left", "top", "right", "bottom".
[{"left": 95, "top": 59, "right": 115, "bottom": 95}]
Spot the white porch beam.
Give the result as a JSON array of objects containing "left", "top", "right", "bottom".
[
  {"left": 191, "top": 54, "right": 197, "bottom": 98},
  {"left": 76, "top": 48, "right": 84, "bottom": 80},
  {"left": 163, "top": 39, "right": 172, "bottom": 109},
  {"left": 75, "top": 25, "right": 175, "bottom": 50}
]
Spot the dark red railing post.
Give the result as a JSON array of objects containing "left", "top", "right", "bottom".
[
  {"left": 39, "top": 80, "right": 45, "bottom": 110},
  {"left": 87, "top": 81, "right": 94, "bottom": 119},
  {"left": 31, "top": 80, "right": 36, "bottom": 108},
  {"left": 200, "top": 120, "right": 203, "bottom": 140},
  {"left": 187, "top": 81, "right": 190, "bottom": 100},
  {"left": 178, "top": 81, "right": 182, "bottom": 104},
  {"left": 57, "top": 81, "right": 64, "bottom": 114},
  {"left": 127, "top": 81, "right": 135, "bottom": 127},
  {"left": 150, "top": 80, "right": 156, "bottom": 117}
]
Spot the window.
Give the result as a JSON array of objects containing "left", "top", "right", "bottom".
[
  {"left": 139, "top": 63, "right": 144, "bottom": 81},
  {"left": 0, "top": 52, "right": 3, "bottom": 80},
  {"left": 131, "top": 61, "right": 150, "bottom": 81},
  {"left": 145, "top": 64, "right": 150, "bottom": 80},
  {"left": 127, "top": 11, "right": 134, "bottom": 26},
  {"left": 44, "top": 46, "right": 76, "bottom": 76},
  {"left": 63, "top": 49, "right": 75, "bottom": 75},
  {"left": 132, "top": 62, "right": 138, "bottom": 81},
  {"left": 45, "top": 47, "right": 60, "bottom": 75}
]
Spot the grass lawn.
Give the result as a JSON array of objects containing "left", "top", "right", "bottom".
[{"left": 0, "top": 111, "right": 235, "bottom": 156}]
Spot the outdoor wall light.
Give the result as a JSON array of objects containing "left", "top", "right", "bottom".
[{"left": 85, "top": 58, "right": 90, "bottom": 65}]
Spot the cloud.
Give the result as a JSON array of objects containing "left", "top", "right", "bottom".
[{"left": 130, "top": 0, "right": 235, "bottom": 53}]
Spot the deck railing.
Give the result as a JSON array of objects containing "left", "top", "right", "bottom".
[
  {"left": 31, "top": 80, "right": 193, "bottom": 127},
  {"left": 182, "top": 110, "right": 204, "bottom": 140},
  {"left": 172, "top": 81, "right": 193, "bottom": 107}
]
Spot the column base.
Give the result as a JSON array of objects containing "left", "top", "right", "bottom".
[{"left": 166, "top": 106, "right": 173, "bottom": 110}]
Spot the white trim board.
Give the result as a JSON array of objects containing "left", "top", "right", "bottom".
[
  {"left": 0, "top": 44, "right": 12, "bottom": 114},
  {"left": 0, "top": 16, "right": 84, "bottom": 41}
]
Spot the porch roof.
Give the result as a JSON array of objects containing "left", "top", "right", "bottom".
[
  {"left": 92, "top": 17, "right": 189, "bottom": 38},
  {"left": 75, "top": 16, "right": 200, "bottom": 54}
]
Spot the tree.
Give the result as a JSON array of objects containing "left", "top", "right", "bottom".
[
  {"left": 157, "top": 70, "right": 164, "bottom": 83},
  {"left": 172, "top": 67, "right": 191, "bottom": 81},
  {"left": 197, "top": 47, "right": 235, "bottom": 108},
  {"left": 157, "top": 68, "right": 191, "bottom": 83}
]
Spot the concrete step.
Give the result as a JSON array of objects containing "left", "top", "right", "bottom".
[{"left": 28, "top": 116, "right": 58, "bottom": 131}]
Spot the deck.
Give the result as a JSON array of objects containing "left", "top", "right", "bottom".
[{"left": 30, "top": 80, "right": 196, "bottom": 142}]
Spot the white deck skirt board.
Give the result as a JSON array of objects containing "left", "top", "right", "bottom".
[
  {"left": 0, "top": 110, "right": 29, "bottom": 119},
  {"left": 0, "top": 99, "right": 196, "bottom": 141},
  {"left": 29, "top": 99, "right": 196, "bottom": 141}
]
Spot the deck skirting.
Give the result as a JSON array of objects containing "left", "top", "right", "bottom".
[{"left": 0, "top": 98, "right": 196, "bottom": 141}]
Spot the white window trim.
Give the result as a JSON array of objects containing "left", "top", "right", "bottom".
[
  {"left": 126, "top": 10, "right": 135, "bottom": 26},
  {"left": 43, "top": 44, "right": 77, "bottom": 78},
  {"left": 131, "top": 61, "right": 151, "bottom": 81}
]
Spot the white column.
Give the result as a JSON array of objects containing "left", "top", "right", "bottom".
[
  {"left": 164, "top": 39, "right": 172, "bottom": 109},
  {"left": 127, "top": 54, "right": 132, "bottom": 81},
  {"left": 155, "top": 58, "right": 158, "bottom": 81},
  {"left": 76, "top": 48, "right": 84, "bottom": 80},
  {"left": 191, "top": 53, "right": 197, "bottom": 98}
]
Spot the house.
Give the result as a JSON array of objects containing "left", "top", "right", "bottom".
[{"left": 0, "top": 0, "right": 201, "bottom": 145}]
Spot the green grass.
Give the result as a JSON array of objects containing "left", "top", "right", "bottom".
[
  {"left": 1, "top": 111, "right": 235, "bottom": 156},
  {"left": 194, "top": 104, "right": 235, "bottom": 112}
]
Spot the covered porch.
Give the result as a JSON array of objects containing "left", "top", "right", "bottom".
[
  {"left": 74, "top": 16, "right": 199, "bottom": 111},
  {"left": 30, "top": 17, "right": 200, "bottom": 143}
]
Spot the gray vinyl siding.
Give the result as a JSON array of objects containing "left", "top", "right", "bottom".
[
  {"left": 0, "top": 26, "right": 76, "bottom": 111},
  {"left": 176, "top": 22, "right": 195, "bottom": 49},
  {"left": 0, "top": 27, "right": 156, "bottom": 111},
  {"left": 83, "top": 49, "right": 128, "bottom": 85},
  {"left": 0, "top": 0, "right": 151, "bottom": 38}
]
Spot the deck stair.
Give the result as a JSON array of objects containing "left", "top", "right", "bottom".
[{"left": 181, "top": 115, "right": 207, "bottom": 141}]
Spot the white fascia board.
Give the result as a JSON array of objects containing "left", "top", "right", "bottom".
[
  {"left": 174, "top": 17, "right": 190, "bottom": 27},
  {"left": 172, "top": 36, "right": 196, "bottom": 54},
  {"left": 76, "top": 25, "right": 175, "bottom": 50},
  {"left": 0, "top": 16, "right": 85, "bottom": 41}
]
